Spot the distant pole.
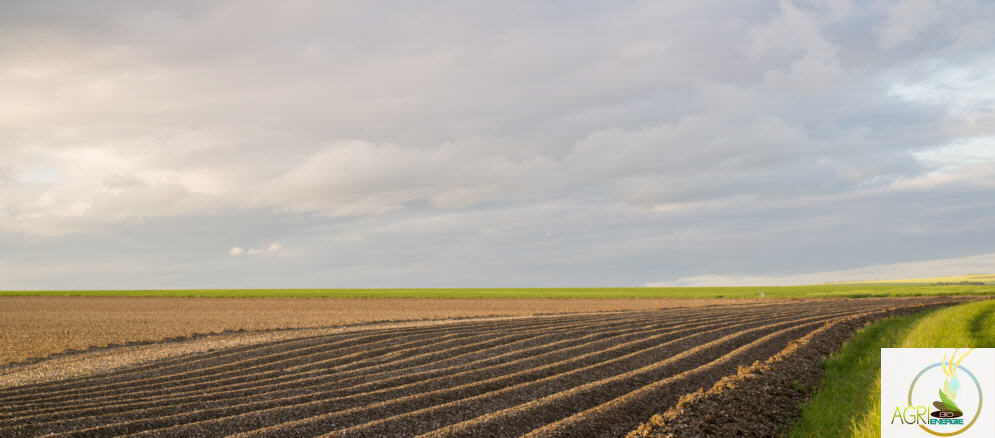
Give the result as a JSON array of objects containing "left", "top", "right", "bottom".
[{"left": 761, "top": 290, "right": 765, "bottom": 299}]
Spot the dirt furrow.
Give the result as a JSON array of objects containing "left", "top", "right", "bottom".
[
  {"left": 523, "top": 304, "right": 944, "bottom": 438},
  {"left": 0, "top": 312, "right": 673, "bottom": 419},
  {"left": 49, "top": 310, "right": 787, "bottom": 438},
  {"left": 623, "top": 301, "right": 969, "bottom": 438},
  {"left": 15, "top": 311, "right": 640, "bottom": 400},
  {"left": 0, "top": 298, "right": 966, "bottom": 438},
  {"left": 1, "top": 321, "right": 456, "bottom": 400},
  {"left": 2, "top": 313, "right": 598, "bottom": 408},
  {"left": 313, "top": 309, "right": 861, "bottom": 437},
  {"left": 1, "top": 303, "right": 780, "bottom": 400},
  {"left": 25, "top": 313, "right": 753, "bottom": 437},
  {"left": 220, "top": 309, "right": 825, "bottom": 437},
  {"left": 432, "top": 320, "right": 838, "bottom": 438},
  {"left": 0, "top": 312, "right": 676, "bottom": 429},
  {"left": 530, "top": 299, "right": 962, "bottom": 438},
  {"left": 2, "top": 325, "right": 447, "bottom": 405}
]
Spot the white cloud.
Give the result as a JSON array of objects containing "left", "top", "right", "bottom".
[
  {"left": 0, "top": 1, "right": 993, "bottom": 288},
  {"left": 230, "top": 242, "right": 281, "bottom": 257},
  {"left": 246, "top": 139, "right": 564, "bottom": 218},
  {"left": 913, "top": 136, "right": 995, "bottom": 170},
  {"left": 888, "top": 56, "right": 995, "bottom": 120},
  {"left": 651, "top": 252, "right": 995, "bottom": 286},
  {"left": 0, "top": 1, "right": 985, "bottom": 237}
]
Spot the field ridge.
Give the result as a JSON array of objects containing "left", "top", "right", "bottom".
[{"left": 0, "top": 296, "right": 975, "bottom": 438}]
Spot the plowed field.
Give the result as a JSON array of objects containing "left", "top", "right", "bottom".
[
  {"left": 0, "top": 296, "right": 748, "bottom": 366},
  {"left": 0, "top": 296, "right": 970, "bottom": 437}
]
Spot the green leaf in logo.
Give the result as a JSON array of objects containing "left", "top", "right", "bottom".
[{"left": 939, "top": 389, "right": 961, "bottom": 412}]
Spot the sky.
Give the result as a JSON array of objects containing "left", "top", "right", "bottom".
[{"left": 1, "top": 0, "right": 993, "bottom": 289}]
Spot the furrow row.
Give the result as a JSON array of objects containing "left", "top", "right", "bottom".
[
  {"left": 520, "top": 305, "right": 927, "bottom": 437},
  {"left": 125, "top": 308, "right": 823, "bottom": 437},
  {"left": 1, "top": 312, "right": 681, "bottom": 427},
  {"left": 1, "top": 312, "right": 622, "bottom": 406},
  {"left": 0, "top": 298, "right": 963, "bottom": 438},
  {"left": 17, "top": 310, "right": 767, "bottom": 438},
  {"left": 307, "top": 309, "right": 859, "bottom": 437}
]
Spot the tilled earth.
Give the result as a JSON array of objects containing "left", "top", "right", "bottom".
[
  {"left": 0, "top": 296, "right": 973, "bottom": 437},
  {"left": 0, "top": 296, "right": 747, "bottom": 366},
  {"left": 627, "top": 305, "right": 933, "bottom": 437}
]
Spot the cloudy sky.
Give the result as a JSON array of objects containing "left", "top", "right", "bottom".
[{"left": 1, "top": 0, "right": 993, "bottom": 289}]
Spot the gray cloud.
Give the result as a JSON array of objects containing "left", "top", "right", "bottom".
[{"left": 1, "top": 0, "right": 993, "bottom": 288}]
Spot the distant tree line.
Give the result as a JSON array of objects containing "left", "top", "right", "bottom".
[{"left": 930, "top": 281, "right": 985, "bottom": 286}]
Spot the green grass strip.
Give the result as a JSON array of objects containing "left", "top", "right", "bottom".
[
  {"left": 898, "top": 300, "right": 995, "bottom": 348},
  {"left": 789, "top": 300, "right": 995, "bottom": 438},
  {"left": 973, "top": 309, "right": 995, "bottom": 347},
  {"left": 1, "top": 284, "right": 994, "bottom": 299}
]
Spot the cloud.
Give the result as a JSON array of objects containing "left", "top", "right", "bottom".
[
  {"left": 876, "top": 0, "right": 940, "bottom": 49},
  {"left": 0, "top": 1, "right": 993, "bottom": 288},
  {"left": 229, "top": 243, "right": 280, "bottom": 257}
]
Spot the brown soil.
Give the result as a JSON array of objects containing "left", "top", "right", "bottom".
[
  {"left": 0, "top": 296, "right": 748, "bottom": 366},
  {"left": 625, "top": 299, "right": 989, "bottom": 438},
  {"left": 0, "top": 296, "right": 974, "bottom": 438}
]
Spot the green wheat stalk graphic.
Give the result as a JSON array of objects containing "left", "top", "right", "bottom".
[{"left": 938, "top": 348, "right": 975, "bottom": 413}]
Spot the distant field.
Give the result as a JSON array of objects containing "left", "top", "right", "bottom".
[
  {"left": 829, "top": 273, "right": 995, "bottom": 285},
  {"left": 2, "top": 283, "right": 995, "bottom": 298}
]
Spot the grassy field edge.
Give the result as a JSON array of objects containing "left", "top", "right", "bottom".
[
  {"left": 2, "top": 284, "right": 995, "bottom": 299},
  {"left": 788, "top": 299, "right": 995, "bottom": 438}
]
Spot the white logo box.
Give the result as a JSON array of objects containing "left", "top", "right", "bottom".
[{"left": 881, "top": 348, "right": 994, "bottom": 438}]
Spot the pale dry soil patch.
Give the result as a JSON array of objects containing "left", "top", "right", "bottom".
[{"left": 0, "top": 296, "right": 752, "bottom": 368}]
